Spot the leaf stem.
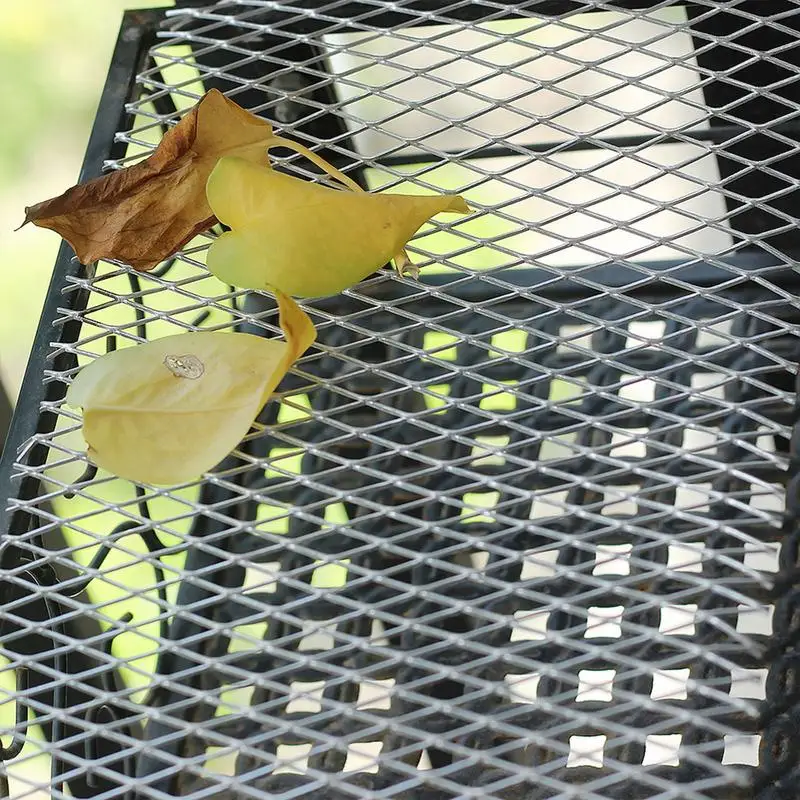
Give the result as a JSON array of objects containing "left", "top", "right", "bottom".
[{"left": 266, "top": 136, "right": 363, "bottom": 193}]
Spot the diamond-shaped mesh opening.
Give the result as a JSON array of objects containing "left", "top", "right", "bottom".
[{"left": 2, "top": 1, "right": 799, "bottom": 798}]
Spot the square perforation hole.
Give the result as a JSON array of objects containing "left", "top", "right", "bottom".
[
  {"left": 593, "top": 543, "right": 632, "bottom": 576},
  {"left": 519, "top": 550, "right": 560, "bottom": 581},
  {"left": 274, "top": 743, "right": 312, "bottom": 775},
  {"left": 461, "top": 491, "right": 500, "bottom": 523},
  {"left": 227, "top": 622, "right": 268, "bottom": 654},
  {"left": 521, "top": 548, "right": 559, "bottom": 580},
  {"left": 602, "top": 485, "right": 639, "bottom": 516},
  {"left": 567, "top": 735, "right": 606, "bottom": 768},
  {"left": 255, "top": 501, "right": 291, "bottom": 535},
  {"left": 681, "top": 427, "right": 718, "bottom": 455},
  {"left": 750, "top": 485, "right": 785, "bottom": 514},
  {"left": 577, "top": 669, "right": 615, "bottom": 702},
  {"left": 423, "top": 330, "right": 459, "bottom": 361},
  {"left": 625, "top": 320, "right": 666, "bottom": 348},
  {"left": 695, "top": 319, "right": 733, "bottom": 351},
  {"left": 265, "top": 447, "right": 303, "bottom": 479},
  {"left": 423, "top": 382, "right": 451, "bottom": 413},
  {"left": 548, "top": 376, "right": 587, "bottom": 405},
  {"left": 471, "top": 435, "right": 509, "bottom": 466},
  {"left": 730, "top": 668, "right": 767, "bottom": 700},
  {"left": 243, "top": 562, "right": 281, "bottom": 594},
  {"left": 216, "top": 683, "right": 256, "bottom": 717},
  {"left": 511, "top": 610, "right": 550, "bottom": 641},
  {"left": 356, "top": 678, "right": 395, "bottom": 710},
  {"left": 530, "top": 490, "right": 568, "bottom": 519},
  {"left": 556, "top": 324, "right": 594, "bottom": 355},
  {"left": 490, "top": 329, "right": 528, "bottom": 356},
  {"left": 586, "top": 606, "right": 624, "bottom": 638},
  {"left": 736, "top": 604, "right": 774, "bottom": 635},
  {"left": 659, "top": 604, "right": 697, "bottom": 636},
  {"left": 667, "top": 542, "right": 704, "bottom": 573},
  {"left": 285, "top": 680, "right": 326, "bottom": 714},
  {"left": 619, "top": 375, "right": 656, "bottom": 404},
  {"left": 675, "top": 483, "right": 712, "bottom": 512},
  {"left": 344, "top": 742, "right": 383, "bottom": 773},
  {"left": 370, "top": 619, "right": 390, "bottom": 647},
  {"left": 722, "top": 734, "right": 760, "bottom": 766},
  {"left": 204, "top": 746, "right": 237, "bottom": 776},
  {"left": 506, "top": 672, "right": 541, "bottom": 703},
  {"left": 277, "top": 393, "right": 312, "bottom": 424},
  {"left": 480, "top": 380, "right": 519, "bottom": 412},
  {"left": 325, "top": 502, "right": 348, "bottom": 526},
  {"left": 643, "top": 734, "right": 681, "bottom": 766},
  {"left": 311, "top": 558, "right": 350, "bottom": 588},
  {"left": 651, "top": 668, "right": 690, "bottom": 701},
  {"left": 757, "top": 429, "right": 778, "bottom": 453},
  {"left": 540, "top": 432, "right": 578, "bottom": 461},
  {"left": 610, "top": 428, "right": 648, "bottom": 459},
  {"left": 690, "top": 371, "right": 726, "bottom": 401},
  {"left": 299, "top": 621, "right": 338, "bottom": 652},
  {"left": 744, "top": 541, "right": 780, "bottom": 573}
]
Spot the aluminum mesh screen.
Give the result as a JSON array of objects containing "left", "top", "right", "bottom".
[{"left": 2, "top": 1, "right": 799, "bottom": 798}]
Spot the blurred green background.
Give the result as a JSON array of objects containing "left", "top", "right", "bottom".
[{"left": 0, "top": 0, "right": 174, "bottom": 403}]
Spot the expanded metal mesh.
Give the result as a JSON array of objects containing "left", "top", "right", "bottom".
[{"left": 2, "top": 1, "right": 799, "bottom": 798}]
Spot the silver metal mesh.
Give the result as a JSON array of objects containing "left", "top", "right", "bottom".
[{"left": 2, "top": 1, "right": 798, "bottom": 798}]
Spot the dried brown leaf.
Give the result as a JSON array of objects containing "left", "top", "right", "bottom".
[{"left": 22, "top": 89, "right": 274, "bottom": 270}]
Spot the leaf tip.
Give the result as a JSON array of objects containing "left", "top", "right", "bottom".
[
  {"left": 273, "top": 288, "right": 317, "bottom": 361},
  {"left": 446, "top": 195, "right": 471, "bottom": 215},
  {"left": 18, "top": 203, "right": 42, "bottom": 230}
]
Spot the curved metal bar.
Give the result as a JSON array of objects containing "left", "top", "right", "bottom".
[
  {"left": 15, "top": 567, "right": 68, "bottom": 796},
  {"left": 84, "top": 612, "right": 138, "bottom": 793},
  {"left": 63, "top": 463, "right": 99, "bottom": 499},
  {"left": 152, "top": 256, "right": 179, "bottom": 279},
  {"left": 133, "top": 487, "right": 171, "bottom": 645},
  {"left": 126, "top": 273, "right": 148, "bottom": 341},
  {"left": 60, "top": 521, "right": 141, "bottom": 597},
  {"left": 0, "top": 667, "right": 29, "bottom": 761}
]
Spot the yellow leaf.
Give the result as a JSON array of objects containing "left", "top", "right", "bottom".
[
  {"left": 66, "top": 291, "right": 315, "bottom": 485},
  {"left": 205, "top": 156, "right": 470, "bottom": 297}
]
